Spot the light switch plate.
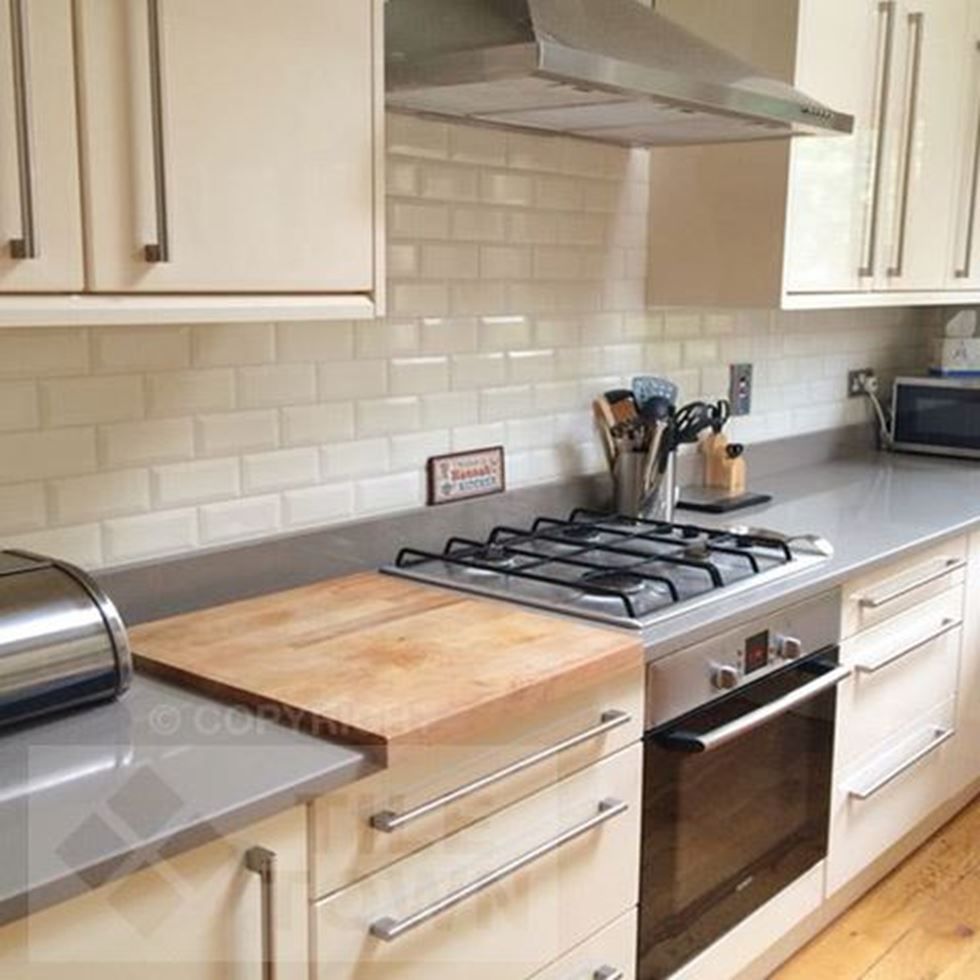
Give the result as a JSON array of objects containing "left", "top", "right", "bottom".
[{"left": 729, "top": 363, "right": 753, "bottom": 416}]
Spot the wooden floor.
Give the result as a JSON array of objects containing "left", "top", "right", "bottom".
[{"left": 773, "top": 794, "right": 980, "bottom": 980}]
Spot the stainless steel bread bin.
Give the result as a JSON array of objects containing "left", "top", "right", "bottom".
[{"left": 0, "top": 550, "right": 132, "bottom": 730}]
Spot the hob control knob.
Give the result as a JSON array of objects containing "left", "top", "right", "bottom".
[
  {"left": 712, "top": 664, "right": 740, "bottom": 690},
  {"left": 776, "top": 635, "right": 803, "bottom": 661}
]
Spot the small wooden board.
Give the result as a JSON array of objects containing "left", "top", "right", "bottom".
[{"left": 131, "top": 572, "right": 642, "bottom": 763}]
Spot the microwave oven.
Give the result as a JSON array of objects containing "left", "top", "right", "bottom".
[{"left": 891, "top": 376, "right": 980, "bottom": 459}]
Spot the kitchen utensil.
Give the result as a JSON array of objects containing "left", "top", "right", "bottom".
[
  {"left": 0, "top": 550, "right": 132, "bottom": 730},
  {"left": 592, "top": 399, "right": 616, "bottom": 469},
  {"left": 604, "top": 389, "right": 639, "bottom": 424},
  {"left": 594, "top": 394, "right": 617, "bottom": 431},
  {"left": 632, "top": 376, "right": 678, "bottom": 412}
]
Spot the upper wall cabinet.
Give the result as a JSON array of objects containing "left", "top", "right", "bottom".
[
  {"left": 0, "top": 0, "right": 84, "bottom": 293},
  {"left": 649, "top": 0, "right": 976, "bottom": 310},
  {"left": 0, "top": 0, "right": 383, "bottom": 325}
]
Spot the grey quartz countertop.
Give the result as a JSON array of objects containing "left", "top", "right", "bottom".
[
  {"left": 643, "top": 451, "right": 980, "bottom": 658},
  {"left": 0, "top": 676, "right": 375, "bottom": 927},
  {"left": 4, "top": 448, "right": 977, "bottom": 929}
]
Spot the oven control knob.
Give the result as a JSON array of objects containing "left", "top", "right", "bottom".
[
  {"left": 776, "top": 635, "right": 804, "bottom": 661},
  {"left": 712, "top": 664, "right": 740, "bottom": 690}
]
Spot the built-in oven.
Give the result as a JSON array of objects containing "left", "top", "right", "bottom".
[{"left": 638, "top": 591, "right": 846, "bottom": 979}]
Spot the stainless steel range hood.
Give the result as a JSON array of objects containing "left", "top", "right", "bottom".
[{"left": 385, "top": 0, "right": 853, "bottom": 146}]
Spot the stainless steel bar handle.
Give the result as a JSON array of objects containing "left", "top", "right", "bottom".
[
  {"left": 849, "top": 726, "right": 954, "bottom": 800},
  {"left": 144, "top": 0, "right": 170, "bottom": 263},
  {"left": 858, "top": 557, "right": 966, "bottom": 609},
  {"left": 8, "top": 0, "right": 37, "bottom": 260},
  {"left": 887, "top": 11, "right": 925, "bottom": 279},
  {"left": 669, "top": 665, "right": 852, "bottom": 754},
  {"left": 860, "top": 1, "right": 897, "bottom": 278},
  {"left": 244, "top": 846, "right": 276, "bottom": 980},
  {"left": 369, "top": 798, "right": 628, "bottom": 942},
  {"left": 855, "top": 617, "right": 962, "bottom": 674},
  {"left": 594, "top": 968, "right": 625, "bottom": 980},
  {"left": 955, "top": 41, "right": 980, "bottom": 279},
  {"left": 370, "top": 709, "right": 631, "bottom": 833}
]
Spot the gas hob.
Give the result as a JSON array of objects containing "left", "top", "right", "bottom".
[{"left": 384, "top": 509, "right": 831, "bottom": 630}]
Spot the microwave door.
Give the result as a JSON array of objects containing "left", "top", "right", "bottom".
[{"left": 892, "top": 381, "right": 980, "bottom": 458}]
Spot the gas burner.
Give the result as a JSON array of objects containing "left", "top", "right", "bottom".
[
  {"left": 469, "top": 543, "right": 519, "bottom": 569},
  {"left": 683, "top": 542, "right": 712, "bottom": 561},
  {"left": 555, "top": 523, "right": 604, "bottom": 544},
  {"left": 580, "top": 569, "right": 648, "bottom": 595},
  {"left": 680, "top": 525, "right": 703, "bottom": 540}
]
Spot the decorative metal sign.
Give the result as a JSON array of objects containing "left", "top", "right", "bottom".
[{"left": 427, "top": 446, "right": 506, "bottom": 505}]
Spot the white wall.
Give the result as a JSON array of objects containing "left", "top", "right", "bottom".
[{"left": 0, "top": 114, "right": 927, "bottom": 568}]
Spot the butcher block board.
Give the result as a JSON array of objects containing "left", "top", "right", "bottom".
[{"left": 131, "top": 572, "right": 642, "bottom": 762}]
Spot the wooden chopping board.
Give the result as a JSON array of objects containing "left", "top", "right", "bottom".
[{"left": 131, "top": 572, "right": 642, "bottom": 762}]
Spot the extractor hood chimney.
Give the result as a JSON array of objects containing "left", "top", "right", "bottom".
[{"left": 385, "top": 0, "right": 853, "bottom": 146}]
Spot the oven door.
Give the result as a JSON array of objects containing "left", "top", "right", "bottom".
[
  {"left": 638, "top": 651, "right": 846, "bottom": 980},
  {"left": 892, "top": 379, "right": 980, "bottom": 458}
]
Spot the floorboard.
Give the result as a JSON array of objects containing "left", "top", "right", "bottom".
[{"left": 772, "top": 794, "right": 980, "bottom": 979}]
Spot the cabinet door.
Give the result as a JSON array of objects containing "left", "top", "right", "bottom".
[
  {"left": 948, "top": 533, "right": 980, "bottom": 799},
  {"left": 0, "top": 807, "right": 309, "bottom": 979},
  {"left": 783, "top": 0, "right": 885, "bottom": 295},
  {"left": 947, "top": 3, "right": 980, "bottom": 289},
  {"left": 0, "top": 0, "right": 83, "bottom": 292},
  {"left": 75, "top": 0, "right": 376, "bottom": 294},
  {"left": 874, "top": 0, "right": 970, "bottom": 292}
]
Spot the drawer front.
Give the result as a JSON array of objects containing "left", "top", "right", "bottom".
[
  {"left": 827, "top": 699, "right": 956, "bottom": 895},
  {"left": 842, "top": 537, "right": 968, "bottom": 638},
  {"left": 836, "top": 589, "right": 964, "bottom": 770},
  {"left": 529, "top": 910, "right": 637, "bottom": 980},
  {"left": 312, "top": 667, "right": 643, "bottom": 898},
  {"left": 972, "top": 529, "right": 980, "bottom": 563},
  {"left": 312, "top": 744, "right": 641, "bottom": 980}
]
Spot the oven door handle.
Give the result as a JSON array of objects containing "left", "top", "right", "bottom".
[{"left": 655, "top": 664, "right": 852, "bottom": 754}]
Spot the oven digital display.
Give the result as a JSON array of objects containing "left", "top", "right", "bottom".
[{"left": 744, "top": 630, "right": 770, "bottom": 673}]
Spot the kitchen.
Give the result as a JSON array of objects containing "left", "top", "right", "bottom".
[{"left": 0, "top": 0, "right": 979, "bottom": 978}]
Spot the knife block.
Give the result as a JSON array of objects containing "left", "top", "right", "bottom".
[{"left": 701, "top": 432, "right": 746, "bottom": 494}]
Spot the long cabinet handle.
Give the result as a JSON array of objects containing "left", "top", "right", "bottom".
[
  {"left": 859, "top": 1, "right": 897, "bottom": 278},
  {"left": 594, "top": 968, "right": 625, "bottom": 980},
  {"left": 855, "top": 617, "right": 962, "bottom": 674},
  {"left": 244, "top": 846, "right": 276, "bottom": 980},
  {"left": 143, "top": 0, "right": 170, "bottom": 263},
  {"left": 849, "top": 726, "right": 954, "bottom": 800},
  {"left": 369, "top": 709, "right": 631, "bottom": 833},
  {"left": 369, "top": 798, "right": 628, "bottom": 942},
  {"left": 657, "top": 664, "right": 851, "bottom": 754},
  {"left": 7, "top": 0, "right": 37, "bottom": 260},
  {"left": 956, "top": 41, "right": 980, "bottom": 279},
  {"left": 857, "top": 557, "right": 966, "bottom": 609},
  {"left": 887, "top": 11, "right": 925, "bottom": 279}
]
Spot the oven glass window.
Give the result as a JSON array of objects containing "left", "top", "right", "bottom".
[
  {"left": 894, "top": 384, "right": 980, "bottom": 452},
  {"left": 638, "top": 656, "right": 836, "bottom": 980}
]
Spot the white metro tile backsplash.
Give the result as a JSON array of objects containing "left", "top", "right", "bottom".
[{"left": 0, "top": 113, "right": 928, "bottom": 568}]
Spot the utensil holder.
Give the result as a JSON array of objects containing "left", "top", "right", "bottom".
[{"left": 613, "top": 451, "right": 677, "bottom": 522}]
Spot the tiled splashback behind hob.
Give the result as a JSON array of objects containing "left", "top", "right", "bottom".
[{"left": 0, "top": 113, "right": 926, "bottom": 569}]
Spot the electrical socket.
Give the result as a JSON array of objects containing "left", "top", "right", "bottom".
[
  {"left": 848, "top": 367, "right": 877, "bottom": 398},
  {"left": 729, "top": 363, "right": 753, "bottom": 416}
]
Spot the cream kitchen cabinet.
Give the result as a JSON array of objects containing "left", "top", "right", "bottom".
[
  {"left": 946, "top": 529, "right": 980, "bottom": 799},
  {"left": 0, "top": 0, "right": 383, "bottom": 325},
  {"left": 0, "top": 0, "right": 84, "bottom": 293},
  {"left": 827, "top": 538, "right": 969, "bottom": 896},
  {"left": 0, "top": 806, "right": 309, "bottom": 979},
  {"left": 649, "top": 0, "right": 976, "bottom": 310},
  {"left": 948, "top": 4, "right": 980, "bottom": 289}
]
